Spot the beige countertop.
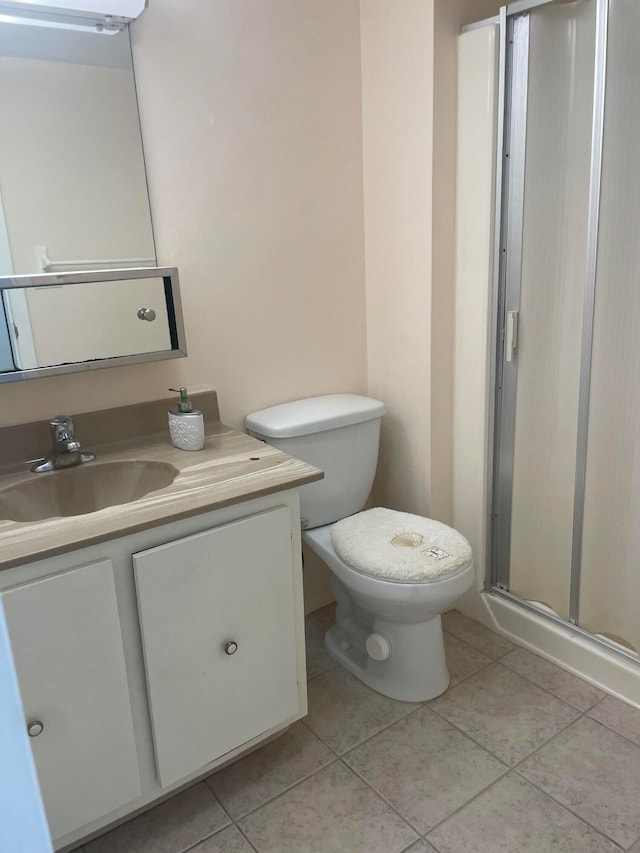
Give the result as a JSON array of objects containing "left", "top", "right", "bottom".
[{"left": 0, "top": 393, "right": 323, "bottom": 571}]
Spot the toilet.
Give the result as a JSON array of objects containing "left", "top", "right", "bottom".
[{"left": 245, "top": 394, "right": 475, "bottom": 701}]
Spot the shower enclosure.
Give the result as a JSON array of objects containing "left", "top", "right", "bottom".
[{"left": 491, "top": 0, "right": 640, "bottom": 660}]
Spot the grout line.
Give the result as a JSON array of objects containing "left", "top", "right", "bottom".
[
  {"left": 220, "top": 752, "right": 340, "bottom": 823},
  {"left": 420, "top": 771, "right": 512, "bottom": 842},
  {"left": 491, "top": 657, "right": 588, "bottom": 712},
  {"left": 306, "top": 698, "right": 427, "bottom": 757},
  {"left": 340, "top": 755, "right": 424, "bottom": 838},
  {"left": 305, "top": 661, "right": 338, "bottom": 681},
  {"left": 510, "top": 711, "right": 639, "bottom": 851},
  {"left": 497, "top": 655, "right": 607, "bottom": 712},
  {"left": 584, "top": 702, "right": 640, "bottom": 751},
  {"left": 177, "top": 785, "right": 234, "bottom": 853},
  {"left": 233, "top": 821, "right": 260, "bottom": 852},
  {"left": 425, "top": 668, "right": 583, "bottom": 773},
  {"left": 300, "top": 615, "right": 638, "bottom": 849},
  {"left": 510, "top": 766, "right": 626, "bottom": 851},
  {"left": 507, "top": 709, "right": 630, "bottom": 848},
  {"left": 227, "top": 756, "right": 341, "bottom": 824},
  {"left": 421, "top": 759, "right": 620, "bottom": 852}
]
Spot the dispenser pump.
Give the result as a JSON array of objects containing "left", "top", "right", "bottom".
[
  {"left": 169, "top": 386, "right": 193, "bottom": 414},
  {"left": 167, "top": 386, "right": 204, "bottom": 451}
]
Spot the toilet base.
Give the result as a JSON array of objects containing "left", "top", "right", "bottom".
[{"left": 324, "top": 609, "right": 450, "bottom": 702}]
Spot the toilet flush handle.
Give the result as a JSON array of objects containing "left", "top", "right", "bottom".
[{"left": 366, "top": 632, "right": 391, "bottom": 661}]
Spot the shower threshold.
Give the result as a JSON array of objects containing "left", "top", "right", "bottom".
[{"left": 489, "top": 586, "right": 640, "bottom": 667}]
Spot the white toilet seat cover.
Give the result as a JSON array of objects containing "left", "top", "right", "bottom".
[{"left": 331, "top": 508, "right": 473, "bottom": 583}]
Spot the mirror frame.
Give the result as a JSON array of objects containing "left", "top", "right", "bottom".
[{"left": 0, "top": 266, "right": 186, "bottom": 383}]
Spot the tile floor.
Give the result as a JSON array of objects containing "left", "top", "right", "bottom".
[{"left": 76, "top": 607, "right": 640, "bottom": 853}]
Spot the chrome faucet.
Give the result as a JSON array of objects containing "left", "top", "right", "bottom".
[{"left": 32, "top": 416, "right": 96, "bottom": 473}]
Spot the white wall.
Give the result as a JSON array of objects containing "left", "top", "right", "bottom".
[{"left": 452, "top": 24, "right": 498, "bottom": 591}]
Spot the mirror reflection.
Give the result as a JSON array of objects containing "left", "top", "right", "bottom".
[
  {"left": 0, "top": 268, "right": 186, "bottom": 380},
  {"left": 0, "top": 24, "right": 155, "bottom": 276}
]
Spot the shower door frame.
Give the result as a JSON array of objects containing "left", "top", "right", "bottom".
[{"left": 487, "top": 0, "right": 639, "bottom": 664}]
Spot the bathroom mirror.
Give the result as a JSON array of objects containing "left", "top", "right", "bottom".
[
  {"left": 0, "top": 23, "right": 155, "bottom": 277},
  {"left": 0, "top": 267, "right": 186, "bottom": 382}
]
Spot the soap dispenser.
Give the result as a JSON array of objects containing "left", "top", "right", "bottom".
[{"left": 168, "top": 387, "right": 205, "bottom": 451}]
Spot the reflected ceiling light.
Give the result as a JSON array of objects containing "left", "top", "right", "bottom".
[{"left": 0, "top": 0, "right": 147, "bottom": 33}]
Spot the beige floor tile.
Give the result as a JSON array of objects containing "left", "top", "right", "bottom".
[
  {"left": 627, "top": 840, "right": 640, "bottom": 852},
  {"left": 238, "top": 761, "right": 417, "bottom": 853},
  {"left": 431, "top": 662, "right": 579, "bottom": 765},
  {"left": 588, "top": 694, "right": 640, "bottom": 745},
  {"left": 83, "top": 783, "right": 230, "bottom": 853},
  {"left": 305, "top": 665, "right": 418, "bottom": 754},
  {"left": 519, "top": 716, "right": 640, "bottom": 848},
  {"left": 344, "top": 705, "right": 505, "bottom": 833},
  {"left": 307, "top": 602, "right": 336, "bottom": 632},
  {"left": 444, "top": 632, "right": 492, "bottom": 686},
  {"left": 428, "top": 773, "right": 619, "bottom": 853},
  {"left": 189, "top": 825, "right": 256, "bottom": 852},
  {"left": 305, "top": 618, "right": 337, "bottom": 679},
  {"left": 501, "top": 647, "right": 606, "bottom": 711},
  {"left": 442, "top": 610, "right": 515, "bottom": 658},
  {"left": 404, "top": 841, "right": 437, "bottom": 852},
  {"left": 206, "top": 721, "right": 334, "bottom": 819}
]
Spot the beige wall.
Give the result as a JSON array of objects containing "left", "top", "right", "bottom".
[
  {"left": 361, "top": 0, "right": 498, "bottom": 521},
  {"left": 0, "top": 0, "right": 367, "bottom": 431},
  {"left": 0, "top": 0, "right": 498, "bottom": 608},
  {"left": 360, "top": 0, "right": 435, "bottom": 518}
]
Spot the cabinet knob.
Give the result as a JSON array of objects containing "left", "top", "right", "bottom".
[
  {"left": 136, "top": 307, "right": 156, "bottom": 321},
  {"left": 224, "top": 641, "right": 238, "bottom": 655},
  {"left": 27, "top": 720, "right": 44, "bottom": 738}
]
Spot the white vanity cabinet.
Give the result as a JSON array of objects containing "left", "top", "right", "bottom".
[
  {"left": 0, "top": 491, "right": 307, "bottom": 851},
  {"left": 1, "top": 559, "right": 141, "bottom": 841},
  {"left": 133, "top": 506, "right": 300, "bottom": 787}
]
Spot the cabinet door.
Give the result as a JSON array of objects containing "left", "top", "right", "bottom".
[
  {"left": 2, "top": 559, "right": 140, "bottom": 841},
  {"left": 133, "top": 505, "right": 300, "bottom": 787}
]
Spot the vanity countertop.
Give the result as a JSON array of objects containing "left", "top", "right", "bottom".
[{"left": 0, "top": 392, "right": 323, "bottom": 571}]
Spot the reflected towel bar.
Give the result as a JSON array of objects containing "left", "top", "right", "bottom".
[{"left": 36, "top": 245, "right": 155, "bottom": 273}]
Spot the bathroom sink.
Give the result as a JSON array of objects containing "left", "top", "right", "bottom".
[{"left": 0, "top": 460, "right": 179, "bottom": 522}]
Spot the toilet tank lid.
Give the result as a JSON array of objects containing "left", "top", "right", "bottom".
[{"left": 245, "top": 394, "right": 386, "bottom": 438}]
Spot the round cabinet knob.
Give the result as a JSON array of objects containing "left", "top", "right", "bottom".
[
  {"left": 224, "top": 641, "right": 238, "bottom": 656},
  {"left": 366, "top": 632, "right": 391, "bottom": 661},
  {"left": 136, "top": 307, "right": 156, "bottom": 321},
  {"left": 27, "top": 720, "right": 44, "bottom": 738}
]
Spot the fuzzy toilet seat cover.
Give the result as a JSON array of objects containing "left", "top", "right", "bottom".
[{"left": 331, "top": 507, "right": 473, "bottom": 583}]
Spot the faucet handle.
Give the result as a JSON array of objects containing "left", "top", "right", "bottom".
[
  {"left": 49, "top": 415, "right": 78, "bottom": 448},
  {"left": 49, "top": 415, "right": 74, "bottom": 430}
]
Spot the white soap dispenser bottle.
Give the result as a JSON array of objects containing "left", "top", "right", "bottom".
[{"left": 168, "top": 386, "right": 205, "bottom": 451}]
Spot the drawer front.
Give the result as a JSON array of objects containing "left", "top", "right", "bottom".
[
  {"left": 133, "top": 505, "right": 300, "bottom": 787},
  {"left": 2, "top": 560, "right": 141, "bottom": 841}
]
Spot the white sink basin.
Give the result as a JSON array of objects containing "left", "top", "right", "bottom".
[{"left": 0, "top": 461, "right": 179, "bottom": 522}]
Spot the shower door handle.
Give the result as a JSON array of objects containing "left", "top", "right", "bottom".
[{"left": 505, "top": 310, "right": 519, "bottom": 362}]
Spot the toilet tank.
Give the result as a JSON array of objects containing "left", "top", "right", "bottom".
[{"left": 245, "top": 394, "right": 385, "bottom": 529}]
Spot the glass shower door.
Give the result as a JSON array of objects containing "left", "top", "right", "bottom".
[
  {"left": 578, "top": 0, "right": 640, "bottom": 654},
  {"left": 494, "top": 0, "right": 640, "bottom": 659},
  {"left": 494, "top": 0, "right": 596, "bottom": 620}
]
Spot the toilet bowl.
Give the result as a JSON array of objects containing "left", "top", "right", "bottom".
[
  {"left": 245, "top": 394, "right": 475, "bottom": 702},
  {"left": 304, "top": 513, "right": 474, "bottom": 701}
]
